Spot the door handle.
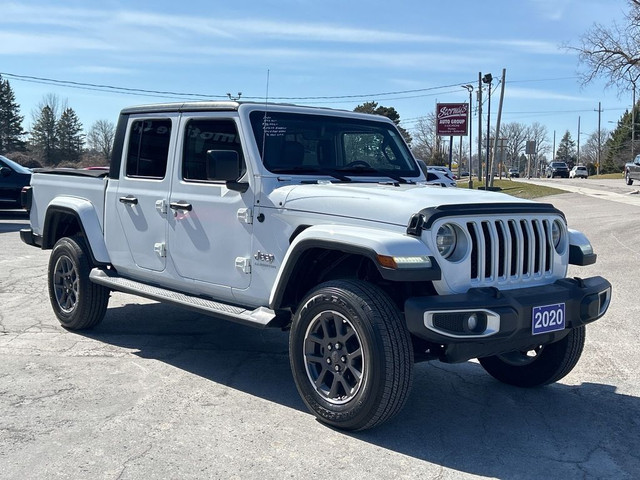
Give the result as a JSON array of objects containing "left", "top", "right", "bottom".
[
  {"left": 169, "top": 201, "right": 192, "bottom": 212},
  {"left": 119, "top": 195, "right": 138, "bottom": 205}
]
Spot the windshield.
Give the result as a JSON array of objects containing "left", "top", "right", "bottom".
[
  {"left": 249, "top": 111, "right": 419, "bottom": 178},
  {"left": 0, "top": 155, "right": 30, "bottom": 174}
]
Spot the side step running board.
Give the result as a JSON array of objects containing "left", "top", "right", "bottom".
[{"left": 89, "top": 268, "right": 277, "bottom": 328}]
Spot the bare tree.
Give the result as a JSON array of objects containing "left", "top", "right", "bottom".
[
  {"left": 571, "top": 0, "right": 640, "bottom": 89},
  {"left": 31, "top": 93, "right": 68, "bottom": 127},
  {"left": 86, "top": 119, "right": 115, "bottom": 163},
  {"left": 410, "top": 113, "right": 449, "bottom": 164},
  {"left": 527, "top": 122, "right": 550, "bottom": 176},
  {"left": 500, "top": 122, "right": 529, "bottom": 170}
]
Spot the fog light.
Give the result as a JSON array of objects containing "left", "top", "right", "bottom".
[{"left": 467, "top": 313, "right": 478, "bottom": 331}]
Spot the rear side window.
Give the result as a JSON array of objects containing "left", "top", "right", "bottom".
[{"left": 126, "top": 119, "right": 172, "bottom": 179}]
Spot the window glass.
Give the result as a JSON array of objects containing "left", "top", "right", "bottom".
[
  {"left": 125, "top": 119, "right": 171, "bottom": 179},
  {"left": 182, "top": 119, "right": 245, "bottom": 182},
  {"left": 249, "top": 111, "right": 418, "bottom": 177}
]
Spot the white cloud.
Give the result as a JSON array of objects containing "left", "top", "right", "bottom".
[{"left": 507, "top": 86, "right": 587, "bottom": 102}]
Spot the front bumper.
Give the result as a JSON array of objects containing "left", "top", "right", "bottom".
[{"left": 405, "top": 276, "right": 611, "bottom": 363}]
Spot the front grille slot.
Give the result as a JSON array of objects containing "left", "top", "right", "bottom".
[{"left": 467, "top": 217, "right": 554, "bottom": 284}]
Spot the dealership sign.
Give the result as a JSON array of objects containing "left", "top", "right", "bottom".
[{"left": 436, "top": 103, "right": 469, "bottom": 136}]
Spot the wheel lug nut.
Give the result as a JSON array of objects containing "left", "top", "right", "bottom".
[
  {"left": 326, "top": 358, "right": 331, "bottom": 364},
  {"left": 335, "top": 343, "right": 341, "bottom": 350},
  {"left": 327, "top": 344, "right": 332, "bottom": 351},
  {"left": 341, "top": 356, "right": 346, "bottom": 363},
  {"left": 334, "top": 365, "right": 340, "bottom": 372}
]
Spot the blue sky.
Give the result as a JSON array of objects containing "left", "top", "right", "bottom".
[{"left": 0, "top": 0, "right": 632, "bottom": 149}]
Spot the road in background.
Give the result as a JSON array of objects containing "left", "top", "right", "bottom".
[
  {"left": 516, "top": 177, "right": 640, "bottom": 207},
  {"left": 1, "top": 196, "right": 639, "bottom": 479}
]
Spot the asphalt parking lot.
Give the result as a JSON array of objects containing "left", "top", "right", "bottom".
[{"left": 1, "top": 187, "right": 639, "bottom": 479}]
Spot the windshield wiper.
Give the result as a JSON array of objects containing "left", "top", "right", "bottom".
[{"left": 269, "top": 166, "right": 352, "bottom": 182}]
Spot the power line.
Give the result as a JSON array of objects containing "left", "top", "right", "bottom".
[{"left": 0, "top": 71, "right": 476, "bottom": 103}]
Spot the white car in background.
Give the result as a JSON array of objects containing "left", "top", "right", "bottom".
[
  {"left": 569, "top": 165, "right": 588, "bottom": 179},
  {"left": 416, "top": 160, "right": 457, "bottom": 187}
]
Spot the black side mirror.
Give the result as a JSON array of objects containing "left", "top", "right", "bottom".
[
  {"left": 0, "top": 166, "right": 11, "bottom": 177},
  {"left": 205, "top": 150, "right": 249, "bottom": 193}
]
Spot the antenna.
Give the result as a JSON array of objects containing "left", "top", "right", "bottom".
[{"left": 261, "top": 69, "right": 270, "bottom": 163}]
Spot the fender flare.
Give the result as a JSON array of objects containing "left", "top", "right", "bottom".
[
  {"left": 43, "top": 197, "right": 110, "bottom": 264},
  {"left": 269, "top": 224, "right": 440, "bottom": 309}
]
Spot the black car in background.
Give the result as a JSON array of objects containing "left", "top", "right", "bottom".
[
  {"left": 0, "top": 155, "right": 31, "bottom": 209},
  {"left": 546, "top": 161, "right": 570, "bottom": 178}
]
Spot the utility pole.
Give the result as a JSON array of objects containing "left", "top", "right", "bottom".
[
  {"left": 577, "top": 116, "right": 581, "bottom": 166},
  {"left": 482, "top": 73, "right": 493, "bottom": 188},
  {"left": 462, "top": 84, "right": 474, "bottom": 188},
  {"left": 490, "top": 68, "right": 506, "bottom": 187},
  {"left": 595, "top": 102, "right": 603, "bottom": 175},
  {"left": 477, "top": 72, "right": 483, "bottom": 183}
]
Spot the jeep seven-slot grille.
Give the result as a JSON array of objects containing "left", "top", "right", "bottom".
[{"left": 466, "top": 218, "right": 553, "bottom": 283}]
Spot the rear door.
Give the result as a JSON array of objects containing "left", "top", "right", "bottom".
[{"left": 112, "top": 115, "right": 177, "bottom": 272}]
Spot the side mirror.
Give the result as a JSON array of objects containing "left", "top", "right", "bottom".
[
  {"left": 205, "top": 150, "right": 248, "bottom": 193},
  {"left": 0, "top": 166, "right": 11, "bottom": 177}
]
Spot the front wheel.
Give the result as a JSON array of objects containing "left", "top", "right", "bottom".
[
  {"left": 289, "top": 280, "right": 413, "bottom": 431},
  {"left": 48, "top": 236, "right": 110, "bottom": 330},
  {"left": 479, "top": 326, "right": 585, "bottom": 387},
  {"left": 626, "top": 170, "right": 634, "bottom": 185}
]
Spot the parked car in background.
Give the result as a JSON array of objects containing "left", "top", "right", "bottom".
[
  {"left": 624, "top": 154, "right": 640, "bottom": 185},
  {"left": 416, "top": 160, "right": 457, "bottom": 187},
  {"left": 428, "top": 165, "right": 457, "bottom": 180},
  {"left": 569, "top": 165, "right": 588, "bottom": 179},
  {"left": 546, "top": 161, "right": 570, "bottom": 178},
  {"left": 508, "top": 168, "right": 519, "bottom": 178},
  {"left": 0, "top": 155, "right": 31, "bottom": 209}
]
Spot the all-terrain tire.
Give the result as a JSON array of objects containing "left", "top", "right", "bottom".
[
  {"left": 289, "top": 279, "right": 413, "bottom": 431},
  {"left": 48, "top": 236, "right": 109, "bottom": 330},
  {"left": 479, "top": 326, "right": 586, "bottom": 387}
]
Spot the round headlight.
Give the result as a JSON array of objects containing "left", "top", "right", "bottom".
[
  {"left": 552, "top": 220, "right": 563, "bottom": 250},
  {"left": 436, "top": 224, "right": 457, "bottom": 258}
]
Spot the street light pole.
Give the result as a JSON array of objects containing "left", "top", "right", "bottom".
[
  {"left": 482, "top": 73, "right": 493, "bottom": 188},
  {"left": 462, "top": 84, "right": 474, "bottom": 189}
]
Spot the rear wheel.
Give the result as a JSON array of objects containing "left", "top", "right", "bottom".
[
  {"left": 48, "top": 236, "right": 109, "bottom": 330},
  {"left": 478, "top": 326, "right": 585, "bottom": 387},
  {"left": 289, "top": 279, "right": 413, "bottom": 431}
]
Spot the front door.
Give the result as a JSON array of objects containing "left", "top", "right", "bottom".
[{"left": 167, "top": 114, "right": 253, "bottom": 290}]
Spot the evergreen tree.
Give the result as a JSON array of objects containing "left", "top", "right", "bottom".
[
  {"left": 57, "top": 107, "right": 84, "bottom": 164},
  {"left": 0, "top": 74, "right": 26, "bottom": 153},
  {"left": 31, "top": 105, "right": 58, "bottom": 165},
  {"left": 555, "top": 131, "right": 577, "bottom": 167},
  {"left": 354, "top": 101, "right": 412, "bottom": 144}
]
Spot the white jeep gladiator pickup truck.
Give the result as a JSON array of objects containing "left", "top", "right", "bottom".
[{"left": 21, "top": 101, "right": 611, "bottom": 430}]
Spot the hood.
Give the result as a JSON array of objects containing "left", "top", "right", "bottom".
[{"left": 269, "top": 182, "right": 532, "bottom": 227}]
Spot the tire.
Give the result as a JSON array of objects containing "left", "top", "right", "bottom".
[
  {"left": 289, "top": 279, "right": 413, "bottom": 431},
  {"left": 478, "top": 326, "right": 586, "bottom": 387},
  {"left": 48, "top": 236, "right": 109, "bottom": 330},
  {"left": 626, "top": 170, "right": 633, "bottom": 185}
]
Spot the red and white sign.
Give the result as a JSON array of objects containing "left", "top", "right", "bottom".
[{"left": 436, "top": 103, "right": 469, "bottom": 136}]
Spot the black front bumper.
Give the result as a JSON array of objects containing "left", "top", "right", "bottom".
[{"left": 404, "top": 276, "right": 611, "bottom": 363}]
